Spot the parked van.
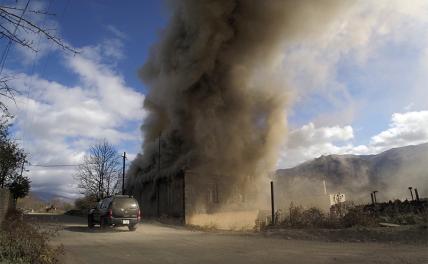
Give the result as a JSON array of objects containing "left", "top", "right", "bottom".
[{"left": 88, "top": 195, "right": 141, "bottom": 231}]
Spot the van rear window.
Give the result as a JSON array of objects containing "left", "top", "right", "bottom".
[{"left": 113, "top": 198, "right": 138, "bottom": 209}]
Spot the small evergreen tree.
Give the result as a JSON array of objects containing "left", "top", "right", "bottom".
[
  {"left": 0, "top": 115, "right": 29, "bottom": 204},
  {"left": 7, "top": 174, "right": 30, "bottom": 201}
]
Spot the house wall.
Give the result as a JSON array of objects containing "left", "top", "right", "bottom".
[
  {"left": 135, "top": 172, "right": 185, "bottom": 221},
  {"left": 184, "top": 170, "right": 261, "bottom": 230},
  {"left": 134, "top": 170, "right": 261, "bottom": 229}
]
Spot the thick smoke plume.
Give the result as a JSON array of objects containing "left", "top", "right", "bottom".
[{"left": 127, "top": 0, "right": 351, "bottom": 208}]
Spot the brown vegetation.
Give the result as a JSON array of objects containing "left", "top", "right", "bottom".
[
  {"left": 264, "top": 202, "right": 428, "bottom": 244},
  {"left": 67, "top": 194, "right": 98, "bottom": 216},
  {"left": 0, "top": 209, "right": 64, "bottom": 264},
  {"left": 278, "top": 201, "right": 427, "bottom": 229}
]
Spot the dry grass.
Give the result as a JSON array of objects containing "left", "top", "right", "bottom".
[
  {"left": 0, "top": 209, "right": 64, "bottom": 264},
  {"left": 280, "top": 204, "right": 339, "bottom": 228},
  {"left": 277, "top": 202, "right": 427, "bottom": 229}
]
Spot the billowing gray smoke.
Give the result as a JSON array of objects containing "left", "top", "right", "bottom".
[{"left": 127, "top": 0, "right": 352, "bottom": 208}]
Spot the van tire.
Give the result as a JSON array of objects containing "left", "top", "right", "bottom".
[
  {"left": 100, "top": 217, "right": 108, "bottom": 228},
  {"left": 128, "top": 224, "right": 137, "bottom": 231},
  {"left": 88, "top": 215, "right": 94, "bottom": 229}
]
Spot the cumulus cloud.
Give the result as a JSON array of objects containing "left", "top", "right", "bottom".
[
  {"left": 280, "top": 111, "right": 428, "bottom": 168},
  {"left": 370, "top": 111, "right": 428, "bottom": 150},
  {"left": 283, "top": 0, "right": 428, "bottom": 125},
  {"left": 6, "top": 40, "right": 145, "bottom": 199},
  {"left": 280, "top": 123, "right": 357, "bottom": 168},
  {"left": 286, "top": 123, "right": 353, "bottom": 149},
  {"left": 278, "top": 1, "right": 428, "bottom": 168}
]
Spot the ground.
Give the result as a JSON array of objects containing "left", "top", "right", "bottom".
[{"left": 26, "top": 213, "right": 428, "bottom": 264}]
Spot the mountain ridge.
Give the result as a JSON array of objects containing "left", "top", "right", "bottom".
[{"left": 276, "top": 143, "right": 428, "bottom": 207}]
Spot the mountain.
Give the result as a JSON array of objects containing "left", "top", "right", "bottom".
[
  {"left": 276, "top": 143, "right": 428, "bottom": 208},
  {"left": 31, "top": 191, "right": 75, "bottom": 204}
]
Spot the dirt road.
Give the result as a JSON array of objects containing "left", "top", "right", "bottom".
[{"left": 28, "top": 214, "right": 427, "bottom": 264}]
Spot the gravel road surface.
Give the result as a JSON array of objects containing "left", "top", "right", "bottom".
[{"left": 27, "top": 213, "right": 428, "bottom": 264}]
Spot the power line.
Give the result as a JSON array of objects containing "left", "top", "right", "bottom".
[
  {"left": 28, "top": 153, "right": 128, "bottom": 168},
  {"left": 28, "top": 161, "right": 112, "bottom": 167},
  {"left": 0, "top": 0, "right": 31, "bottom": 76},
  {"left": 29, "top": 164, "right": 82, "bottom": 167}
]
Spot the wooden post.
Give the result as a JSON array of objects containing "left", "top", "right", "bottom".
[
  {"left": 408, "top": 187, "right": 414, "bottom": 201},
  {"left": 414, "top": 188, "right": 420, "bottom": 201},
  {"left": 122, "top": 152, "right": 126, "bottom": 195},
  {"left": 270, "top": 181, "right": 275, "bottom": 225}
]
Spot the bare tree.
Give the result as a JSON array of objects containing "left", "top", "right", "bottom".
[
  {"left": 75, "top": 140, "right": 121, "bottom": 200},
  {"left": 0, "top": 75, "right": 19, "bottom": 113}
]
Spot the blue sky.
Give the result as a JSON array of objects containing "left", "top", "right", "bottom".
[
  {"left": 1, "top": 0, "right": 428, "bottom": 198},
  {"left": 6, "top": 0, "right": 168, "bottom": 93}
]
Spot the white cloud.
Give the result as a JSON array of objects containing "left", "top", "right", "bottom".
[
  {"left": 286, "top": 123, "right": 353, "bottom": 149},
  {"left": 283, "top": 0, "right": 428, "bottom": 125},
  {"left": 370, "top": 111, "right": 428, "bottom": 150},
  {"left": 280, "top": 123, "right": 357, "bottom": 168},
  {"left": 278, "top": 1, "right": 428, "bottom": 168},
  {"left": 279, "top": 111, "right": 428, "bottom": 168},
  {"left": 106, "top": 25, "right": 128, "bottom": 40},
  {"left": 6, "top": 40, "right": 145, "bottom": 199}
]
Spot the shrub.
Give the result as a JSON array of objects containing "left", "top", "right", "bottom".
[
  {"left": 300, "top": 207, "right": 326, "bottom": 228},
  {"left": 340, "top": 206, "right": 377, "bottom": 228},
  {"left": 283, "top": 204, "right": 330, "bottom": 228},
  {"left": 74, "top": 194, "right": 98, "bottom": 212},
  {"left": 0, "top": 209, "right": 64, "bottom": 264},
  {"left": 281, "top": 203, "right": 376, "bottom": 229},
  {"left": 278, "top": 201, "right": 428, "bottom": 230}
]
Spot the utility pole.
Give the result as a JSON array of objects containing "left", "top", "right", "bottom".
[
  {"left": 157, "top": 133, "right": 161, "bottom": 217},
  {"left": 270, "top": 181, "right": 275, "bottom": 225},
  {"left": 373, "top": 190, "right": 378, "bottom": 204},
  {"left": 408, "top": 187, "right": 414, "bottom": 201},
  {"left": 122, "top": 152, "right": 126, "bottom": 195},
  {"left": 158, "top": 133, "right": 161, "bottom": 177}
]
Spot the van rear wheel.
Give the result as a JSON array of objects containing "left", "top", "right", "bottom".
[
  {"left": 88, "top": 215, "right": 94, "bottom": 229},
  {"left": 100, "top": 217, "right": 108, "bottom": 228},
  {"left": 128, "top": 224, "right": 137, "bottom": 231}
]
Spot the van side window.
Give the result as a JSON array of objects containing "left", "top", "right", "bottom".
[{"left": 101, "top": 199, "right": 110, "bottom": 209}]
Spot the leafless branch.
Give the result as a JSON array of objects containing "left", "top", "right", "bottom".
[
  {"left": 0, "top": 5, "right": 56, "bottom": 16},
  {"left": 0, "top": 3, "right": 79, "bottom": 114},
  {"left": 0, "top": 7, "right": 77, "bottom": 54}
]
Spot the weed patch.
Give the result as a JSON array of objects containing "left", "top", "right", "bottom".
[{"left": 0, "top": 210, "right": 64, "bottom": 264}]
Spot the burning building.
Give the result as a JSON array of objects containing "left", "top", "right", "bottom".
[{"left": 126, "top": 0, "right": 351, "bottom": 229}]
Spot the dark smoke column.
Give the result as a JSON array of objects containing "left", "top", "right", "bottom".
[{"left": 127, "top": 0, "right": 352, "bottom": 208}]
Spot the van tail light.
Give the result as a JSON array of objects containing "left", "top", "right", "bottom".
[
  {"left": 108, "top": 209, "right": 113, "bottom": 219},
  {"left": 137, "top": 209, "right": 141, "bottom": 221}
]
